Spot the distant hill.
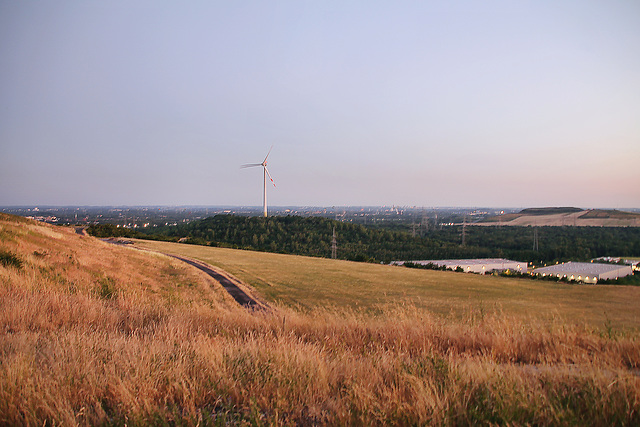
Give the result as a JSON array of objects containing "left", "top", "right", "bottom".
[
  {"left": 479, "top": 208, "right": 640, "bottom": 227},
  {"left": 520, "top": 207, "right": 583, "bottom": 216},
  {"left": 578, "top": 209, "right": 640, "bottom": 220}
]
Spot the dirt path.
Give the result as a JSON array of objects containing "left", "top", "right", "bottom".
[
  {"left": 168, "top": 254, "right": 269, "bottom": 311},
  {"left": 103, "top": 238, "right": 268, "bottom": 311}
]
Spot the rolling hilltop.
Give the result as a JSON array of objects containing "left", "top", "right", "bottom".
[
  {"left": 2, "top": 213, "right": 640, "bottom": 425},
  {"left": 480, "top": 207, "right": 640, "bottom": 227}
]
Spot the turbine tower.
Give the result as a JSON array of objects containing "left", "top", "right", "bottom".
[{"left": 241, "top": 146, "right": 276, "bottom": 217}]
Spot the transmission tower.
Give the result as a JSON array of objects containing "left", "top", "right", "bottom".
[
  {"left": 461, "top": 216, "right": 467, "bottom": 246},
  {"left": 421, "top": 214, "right": 429, "bottom": 234},
  {"left": 331, "top": 227, "right": 337, "bottom": 259}
]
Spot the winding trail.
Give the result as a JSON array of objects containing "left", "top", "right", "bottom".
[
  {"left": 167, "top": 254, "right": 268, "bottom": 311},
  {"left": 102, "top": 237, "right": 268, "bottom": 311}
]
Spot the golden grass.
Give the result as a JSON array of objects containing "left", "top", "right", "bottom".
[
  {"left": 1, "top": 214, "right": 640, "bottom": 425},
  {"left": 136, "top": 240, "right": 640, "bottom": 330}
]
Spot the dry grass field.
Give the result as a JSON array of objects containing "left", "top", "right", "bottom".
[
  {"left": 137, "top": 240, "right": 640, "bottom": 330},
  {"left": 1, "top": 213, "right": 640, "bottom": 425}
]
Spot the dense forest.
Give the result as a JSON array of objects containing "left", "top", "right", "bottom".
[{"left": 88, "top": 215, "right": 640, "bottom": 265}]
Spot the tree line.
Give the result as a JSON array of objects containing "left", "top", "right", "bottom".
[{"left": 88, "top": 215, "right": 640, "bottom": 265}]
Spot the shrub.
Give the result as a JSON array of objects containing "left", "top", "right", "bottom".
[{"left": 0, "top": 250, "right": 22, "bottom": 269}]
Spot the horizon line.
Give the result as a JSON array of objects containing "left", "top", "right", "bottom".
[{"left": 2, "top": 205, "right": 639, "bottom": 211}]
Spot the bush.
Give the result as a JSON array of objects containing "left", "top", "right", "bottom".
[
  {"left": 0, "top": 250, "right": 22, "bottom": 269},
  {"left": 598, "top": 272, "right": 640, "bottom": 286},
  {"left": 87, "top": 224, "right": 138, "bottom": 238}
]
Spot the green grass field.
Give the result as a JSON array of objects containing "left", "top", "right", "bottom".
[{"left": 136, "top": 240, "right": 640, "bottom": 330}]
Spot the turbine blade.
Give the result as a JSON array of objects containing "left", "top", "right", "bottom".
[
  {"left": 264, "top": 166, "right": 276, "bottom": 187},
  {"left": 263, "top": 145, "right": 274, "bottom": 164},
  {"left": 240, "top": 163, "right": 262, "bottom": 168}
]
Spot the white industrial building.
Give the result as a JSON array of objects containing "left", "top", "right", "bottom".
[
  {"left": 532, "top": 262, "right": 633, "bottom": 284},
  {"left": 393, "top": 258, "right": 528, "bottom": 274}
]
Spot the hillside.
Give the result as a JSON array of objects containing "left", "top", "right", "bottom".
[
  {"left": 480, "top": 208, "right": 640, "bottom": 227},
  {"left": 135, "top": 239, "right": 640, "bottom": 329},
  {"left": 2, "top": 214, "right": 640, "bottom": 425},
  {"left": 521, "top": 207, "right": 584, "bottom": 216}
]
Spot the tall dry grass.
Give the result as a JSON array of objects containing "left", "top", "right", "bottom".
[{"left": 1, "top": 214, "right": 639, "bottom": 425}]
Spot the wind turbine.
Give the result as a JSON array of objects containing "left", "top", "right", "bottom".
[{"left": 241, "top": 146, "right": 276, "bottom": 217}]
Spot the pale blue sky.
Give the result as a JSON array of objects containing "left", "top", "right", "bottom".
[{"left": 1, "top": 1, "right": 639, "bottom": 208}]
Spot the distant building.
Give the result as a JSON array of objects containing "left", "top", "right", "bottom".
[
  {"left": 392, "top": 258, "right": 527, "bottom": 274},
  {"left": 532, "top": 262, "right": 632, "bottom": 284},
  {"left": 592, "top": 257, "right": 640, "bottom": 271}
]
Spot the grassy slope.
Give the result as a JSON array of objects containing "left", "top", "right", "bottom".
[
  {"left": 580, "top": 209, "right": 640, "bottom": 219},
  {"left": 2, "top": 214, "right": 640, "bottom": 425},
  {"left": 136, "top": 240, "right": 640, "bottom": 330}
]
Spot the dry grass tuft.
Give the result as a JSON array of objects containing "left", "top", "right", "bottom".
[{"left": 1, "top": 214, "right": 639, "bottom": 425}]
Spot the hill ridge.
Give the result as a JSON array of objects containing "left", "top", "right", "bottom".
[{"left": 480, "top": 208, "right": 640, "bottom": 227}]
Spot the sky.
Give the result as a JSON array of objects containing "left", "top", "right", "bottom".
[{"left": 1, "top": 1, "right": 639, "bottom": 209}]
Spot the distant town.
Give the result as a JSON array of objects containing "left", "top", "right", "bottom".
[
  {"left": 0, "top": 205, "right": 517, "bottom": 229},
  {"left": 3, "top": 205, "right": 639, "bottom": 232}
]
